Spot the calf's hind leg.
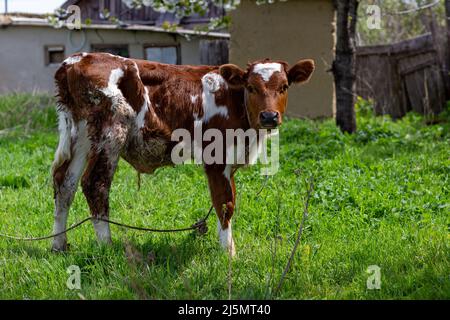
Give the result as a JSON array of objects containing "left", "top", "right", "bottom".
[
  {"left": 81, "top": 123, "right": 127, "bottom": 245},
  {"left": 52, "top": 119, "right": 90, "bottom": 252}
]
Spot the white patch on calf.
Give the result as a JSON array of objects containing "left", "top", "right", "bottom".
[
  {"left": 223, "top": 164, "right": 232, "bottom": 183},
  {"left": 218, "top": 165, "right": 236, "bottom": 256},
  {"left": 252, "top": 63, "right": 282, "bottom": 82},
  {"left": 101, "top": 68, "right": 124, "bottom": 99},
  {"left": 203, "top": 72, "right": 225, "bottom": 92},
  {"left": 63, "top": 55, "right": 81, "bottom": 65},
  {"left": 100, "top": 68, "right": 129, "bottom": 115},
  {"left": 52, "top": 120, "right": 91, "bottom": 251},
  {"left": 131, "top": 61, "right": 141, "bottom": 80},
  {"left": 105, "top": 52, "right": 127, "bottom": 61},
  {"left": 52, "top": 108, "right": 73, "bottom": 173},
  {"left": 200, "top": 72, "right": 229, "bottom": 123},
  {"left": 190, "top": 94, "right": 199, "bottom": 104},
  {"left": 218, "top": 220, "right": 236, "bottom": 257},
  {"left": 70, "top": 120, "right": 91, "bottom": 174},
  {"left": 136, "top": 87, "right": 150, "bottom": 129}
]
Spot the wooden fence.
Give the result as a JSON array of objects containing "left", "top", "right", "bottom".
[{"left": 355, "top": 33, "right": 448, "bottom": 118}]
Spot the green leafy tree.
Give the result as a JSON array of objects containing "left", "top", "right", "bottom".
[{"left": 357, "top": 0, "right": 446, "bottom": 45}]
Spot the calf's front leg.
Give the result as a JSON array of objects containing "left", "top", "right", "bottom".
[{"left": 205, "top": 164, "right": 236, "bottom": 257}]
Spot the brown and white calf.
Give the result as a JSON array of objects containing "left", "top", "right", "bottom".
[{"left": 51, "top": 52, "right": 315, "bottom": 255}]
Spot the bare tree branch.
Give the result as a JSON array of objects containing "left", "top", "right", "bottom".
[{"left": 274, "top": 176, "right": 314, "bottom": 295}]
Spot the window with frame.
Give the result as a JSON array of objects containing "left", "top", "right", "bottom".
[
  {"left": 145, "top": 45, "right": 178, "bottom": 65},
  {"left": 45, "top": 45, "right": 65, "bottom": 65}
]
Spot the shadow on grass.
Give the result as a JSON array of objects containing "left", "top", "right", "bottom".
[
  {"left": 138, "top": 232, "right": 211, "bottom": 270},
  {"left": 2, "top": 243, "right": 50, "bottom": 259}
]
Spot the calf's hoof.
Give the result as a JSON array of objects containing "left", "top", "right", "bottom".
[
  {"left": 51, "top": 238, "right": 69, "bottom": 252},
  {"left": 92, "top": 218, "right": 112, "bottom": 245},
  {"left": 97, "top": 237, "right": 113, "bottom": 246}
]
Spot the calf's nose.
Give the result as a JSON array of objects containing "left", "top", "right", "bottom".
[{"left": 259, "top": 111, "right": 279, "bottom": 128}]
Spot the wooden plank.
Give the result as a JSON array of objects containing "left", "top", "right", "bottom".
[
  {"left": 399, "top": 57, "right": 437, "bottom": 75},
  {"left": 356, "top": 33, "right": 433, "bottom": 56},
  {"left": 403, "top": 71, "right": 425, "bottom": 114},
  {"left": 402, "top": 65, "right": 445, "bottom": 115},
  {"left": 390, "top": 33, "right": 434, "bottom": 55},
  {"left": 397, "top": 52, "right": 437, "bottom": 75},
  {"left": 426, "top": 65, "right": 446, "bottom": 114}
]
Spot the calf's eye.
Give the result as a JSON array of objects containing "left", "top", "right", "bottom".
[
  {"left": 247, "top": 85, "right": 255, "bottom": 93},
  {"left": 279, "top": 84, "right": 289, "bottom": 94}
]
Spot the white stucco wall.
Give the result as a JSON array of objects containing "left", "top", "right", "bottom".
[{"left": 0, "top": 25, "right": 212, "bottom": 94}]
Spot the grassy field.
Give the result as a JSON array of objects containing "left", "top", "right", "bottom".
[{"left": 0, "top": 93, "right": 448, "bottom": 299}]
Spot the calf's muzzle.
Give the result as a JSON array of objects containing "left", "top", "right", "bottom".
[{"left": 259, "top": 111, "right": 279, "bottom": 128}]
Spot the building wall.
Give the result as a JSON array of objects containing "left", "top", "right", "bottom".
[
  {"left": 0, "top": 25, "right": 208, "bottom": 93},
  {"left": 230, "top": 0, "right": 336, "bottom": 119}
]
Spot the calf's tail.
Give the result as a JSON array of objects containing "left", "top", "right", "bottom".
[{"left": 52, "top": 65, "right": 74, "bottom": 175}]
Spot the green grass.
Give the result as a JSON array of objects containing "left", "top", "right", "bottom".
[{"left": 0, "top": 93, "right": 448, "bottom": 299}]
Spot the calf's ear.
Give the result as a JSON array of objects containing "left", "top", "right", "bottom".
[
  {"left": 287, "top": 59, "right": 315, "bottom": 85},
  {"left": 219, "top": 64, "right": 246, "bottom": 88}
]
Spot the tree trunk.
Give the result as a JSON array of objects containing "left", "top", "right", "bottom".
[
  {"left": 421, "top": 6, "right": 448, "bottom": 95},
  {"left": 446, "top": 0, "right": 450, "bottom": 98},
  {"left": 446, "top": 0, "right": 450, "bottom": 38},
  {"left": 332, "top": 0, "right": 358, "bottom": 133}
]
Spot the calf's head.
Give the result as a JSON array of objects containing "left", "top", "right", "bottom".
[{"left": 220, "top": 59, "right": 315, "bottom": 129}]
